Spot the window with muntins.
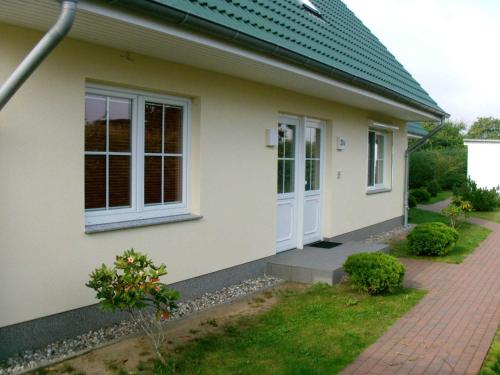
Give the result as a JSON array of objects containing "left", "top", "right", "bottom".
[
  {"left": 84, "top": 86, "right": 190, "bottom": 225},
  {"left": 367, "top": 130, "right": 386, "bottom": 188},
  {"left": 277, "top": 122, "right": 296, "bottom": 194}
]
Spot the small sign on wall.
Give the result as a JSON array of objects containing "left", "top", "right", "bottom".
[{"left": 337, "top": 136, "right": 347, "bottom": 151}]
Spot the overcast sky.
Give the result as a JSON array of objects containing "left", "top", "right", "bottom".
[{"left": 342, "top": 0, "right": 500, "bottom": 125}]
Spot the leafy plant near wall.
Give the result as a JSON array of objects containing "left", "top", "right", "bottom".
[
  {"left": 442, "top": 198, "right": 472, "bottom": 228},
  {"left": 86, "top": 249, "right": 179, "bottom": 365},
  {"left": 454, "top": 179, "right": 500, "bottom": 212}
]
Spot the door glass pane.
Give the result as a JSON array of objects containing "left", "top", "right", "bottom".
[
  {"left": 277, "top": 159, "right": 284, "bottom": 194},
  {"left": 368, "top": 131, "right": 375, "bottom": 186},
  {"left": 278, "top": 123, "right": 286, "bottom": 158},
  {"left": 284, "top": 160, "right": 295, "bottom": 193},
  {"left": 164, "top": 107, "right": 182, "bottom": 154},
  {"left": 305, "top": 127, "right": 312, "bottom": 158},
  {"left": 278, "top": 122, "right": 295, "bottom": 195},
  {"left": 305, "top": 159, "right": 311, "bottom": 191},
  {"left": 85, "top": 155, "right": 106, "bottom": 209},
  {"left": 283, "top": 125, "right": 295, "bottom": 159},
  {"left": 311, "top": 128, "right": 321, "bottom": 158},
  {"left": 85, "top": 95, "right": 106, "bottom": 152},
  {"left": 164, "top": 156, "right": 182, "bottom": 203},
  {"left": 311, "top": 160, "right": 320, "bottom": 190},
  {"left": 144, "top": 156, "right": 162, "bottom": 205},
  {"left": 109, "top": 98, "right": 131, "bottom": 152},
  {"left": 145, "top": 103, "right": 162, "bottom": 153},
  {"left": 108, "top": 156, "right": 131, "bottom": 208}
]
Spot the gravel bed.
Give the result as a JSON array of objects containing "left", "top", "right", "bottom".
[
  {"left": 362, "top": 225, "right": 415, "bottom": 244},
  {"left": 0, "top": 275, "right": 282, "bottom": 375}
]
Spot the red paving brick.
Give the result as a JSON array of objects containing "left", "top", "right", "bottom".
[{"left": 340, "top": 214, "right": 500, "bottom": 375}]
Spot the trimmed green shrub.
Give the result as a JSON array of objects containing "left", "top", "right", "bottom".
[
  {"left": 343, "top": 252, "right": 405, "bottom": 295},
  {"left": 408, "top": 194, "right": 417, "bottom": 208},
  {"left": 407, "top": 222, "right": 459, "bottom": 256},
  {"left": 426, "top": 180, "right": 441, "bottom": 197},
  {"left": 454, "top": 179, "right": 500, "bottom": 212},
  {"left": 408, "top": 193, "right": 417, "bottom": 209},
  {"left": 410, "top": 188, "right": 431, "bottom": 203}
]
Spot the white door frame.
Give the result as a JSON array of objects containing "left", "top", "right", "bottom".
[{"left": 276, "top": 114, "right": 325, "bottom": 252}]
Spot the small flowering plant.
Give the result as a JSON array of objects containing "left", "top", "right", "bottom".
[{"left": 86, "top": 249, "right": 179, "bottom": 363}]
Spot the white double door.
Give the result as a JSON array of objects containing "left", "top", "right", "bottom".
[{"left": 276, "top": 115, "right": 324, "bottom": 253}]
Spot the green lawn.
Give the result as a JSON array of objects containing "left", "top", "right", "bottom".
[
  {"left": 422, "top": 190, "right": 453, "bottom": 205},
  {"left": 479, "top": 327, "right": 500, "bottom": 375},
  {"left": 136, "top": 284, "right": 425, "bottom": 375},
  {"left": 390, "top": 209, "right": 491, "bottom": 264},
  {"left": 470, "top": 209, "right": 500, "bottom": 224}
]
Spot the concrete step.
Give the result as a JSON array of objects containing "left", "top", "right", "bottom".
[{"left": 266, "top": 241, "right": 389, "bottom": 285}]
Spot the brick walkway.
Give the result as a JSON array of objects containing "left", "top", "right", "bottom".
[{"left": 341, "top": 214, "right": 500, "bottom": 375}]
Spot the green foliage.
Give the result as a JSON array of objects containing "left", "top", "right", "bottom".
[
  {"left": 420, "top": 121, "right": 467, "bottom": 150},
  {"left": 407, "top": 222, "right": 459, "bottom": 256},
  {"left": 87, "top": 250, "right": 180, "bottom": 365},
  {"left": 426, "top": 180, "right": 441, "bottom": 197},
  {"left": 454, "top": 179, "right": 500, "bottom": 211},
  {"left": 466, "top": 117, "right": 500, "bottom": 140},
  {"left": 343, "top": 253, "right": 405, "bottom": 295},
  {"left": 410, "top": 188, "right": 431, "bottom": 203},
  {"left": 409, "top": 149, "right": 467, "bottom": 190},
  {"left": 87, "top": 249, "right": 179, "bottom": 316},
  {"left": 392, "top": 209, "right": 490, "bottom": 264},
  {"left": 408, "top": 193, "right": 417, "bottom": 209},
  {"left": 138, "top": 284, "right": 424, "bottom": 375},
  {"left": 479, "top": 330, "right": 500, "bottom": 375},
  {"left": 409, "top": 151, "right": 437, "bottom": 188},
  {"left": 441, "top": 198, "right": 472, "bottom": 228}
]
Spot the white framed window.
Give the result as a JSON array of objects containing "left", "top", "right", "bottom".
[
  {"left": 367, "top": 129, "right": 387, "bottom": 188},
  {"left": 84, "top": 85, "right": 190, "bottom": 225}
]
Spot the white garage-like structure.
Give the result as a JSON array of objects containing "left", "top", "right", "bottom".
[{"left": 464, "top": 139, "right": 500, "bottom": 189}]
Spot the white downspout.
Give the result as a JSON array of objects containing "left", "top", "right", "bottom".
[{"left": 0, "top": 0, "right": 78, "bottom": 111}]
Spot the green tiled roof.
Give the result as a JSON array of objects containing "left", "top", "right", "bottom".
[
  {"left": 123, "top": 0, "right": 445, "bottom": 116},
  {"left": 407, "top": 122, "right": 428, "bottom": 137}
]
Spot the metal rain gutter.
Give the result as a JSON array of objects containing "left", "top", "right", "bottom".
[
  {"left": 403, "top": 118, "right": 447, "bottom": 227},
  {"left": 0, "top": 0, "right": 78, "bottom": 111},
  {"left": 117, "top": 0, "right": 447, "bottom": 120}
]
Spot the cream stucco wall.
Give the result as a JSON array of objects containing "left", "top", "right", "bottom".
[{"left": 0, "top": 23, "right": 408, "bottom": 327}]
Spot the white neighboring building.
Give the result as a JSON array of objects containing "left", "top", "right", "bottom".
[{"left": 464, "top": 139, "right": 500, "bottom": 189}]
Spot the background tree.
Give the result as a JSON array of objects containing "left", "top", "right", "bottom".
[
  {"left": 466, "top": 117, "right": 500, "bottom": 139},
  {"left": 420, "top": 121, "right": 466, "bottom": 150},
  {"left": 409, "top": 121, "right": 467, "bottom": 190}
]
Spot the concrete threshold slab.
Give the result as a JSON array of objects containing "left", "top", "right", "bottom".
[{"left": 266, "top": 241, "right": 389, "bottom": 285}]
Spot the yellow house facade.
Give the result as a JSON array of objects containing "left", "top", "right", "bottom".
[{"left": 0, "top": 0, "right": 446, "bottom": 358}]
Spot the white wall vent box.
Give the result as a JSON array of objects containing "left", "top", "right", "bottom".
[{"left": 266, "top": 128, "right": 279, "bottom": 147}]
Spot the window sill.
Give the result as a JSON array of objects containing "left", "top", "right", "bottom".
[
  {"left": 85, "top": 214, "right": 203, "bottom": 234},
  {"left": 366, "top": 187, "right": 392, "bottom": 195}
]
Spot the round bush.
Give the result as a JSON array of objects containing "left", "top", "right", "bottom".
[
  {"left": 408, "top": 193, "right": 417, "bottom": 209},
  {"left": 343, "top": 253, "right": 405, "bottom": 295},
  {"left": 426, "top": 180, "right": 441, "bottom": 197},
  {"left": 407, "top": 222, "right": 459, "bottom": 256},
  {"left": 410, "top": 188, "right": 431, "bottom": 203}
]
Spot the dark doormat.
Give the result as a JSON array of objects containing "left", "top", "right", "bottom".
[{"left": 308, "top": 241, "right": 342, "bottom": 249}]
